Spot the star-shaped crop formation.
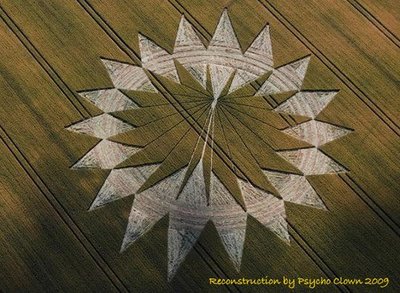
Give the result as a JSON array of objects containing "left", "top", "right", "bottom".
[{"left": 67, "top": 10, "right": 351, "bottom": 280}]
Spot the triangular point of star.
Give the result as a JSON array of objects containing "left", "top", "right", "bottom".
[
  {"left": 209, "top": 9, "right": 241, "bottom": 52},
  {"left": 174, "top": 15, "right": 205, "bottom": 52}
]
